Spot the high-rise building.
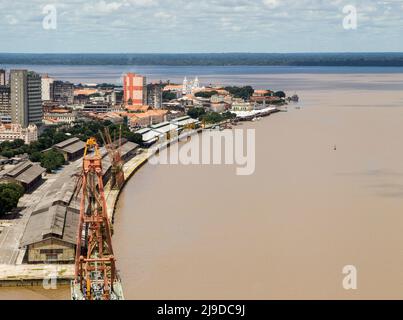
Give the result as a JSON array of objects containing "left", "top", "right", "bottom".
[
  {"left": 147, "top": 83, "right": 163, "bottom": 109},
  {"left": 0, "top": 69, "right": 6, "bottom": 86},
  {"left": 0, "top": 85, "right": 11, "bottom": 117},
  {"left": 52, "top": 80, "right": 74, "bottom": 104},
  {"left": 27, "top": 71, "right": 43, "bottom": 126},
  {"left": 123, "top": 73, "right": 147, "bottom": 106},
  {"left": 41, "top": 74, "right": 54, "bottom": 101},
  {"left": 10, "top": 70, "right": 42, "bottom": 127},
  {"left": 10, "top": 69, "right": 28, "bottom": 126}
]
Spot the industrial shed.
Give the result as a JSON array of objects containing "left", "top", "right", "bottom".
[
  {"left": 20, "top": 164, "right": 81, "bottom": 264},
  {"left": 20, "top": 204, "right": 79, "bottom": 264},
  {"left": 53, "top": 137, "right": 86, "bottom": 161},
  {"left": 0, "top": 160, "right": 46, "bottom": 192}
]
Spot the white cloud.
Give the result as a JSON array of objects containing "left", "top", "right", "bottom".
[
  {"left": 6, "top": 15, "right": 19, "bottom": 25},
  {"left": 0, "top": 0, "right": 403, "bottom": 52},
  {"left": 262, "top": 0, "right": 280, "bottom": 9},
  {"left": 83, "top": 1, "right": 124, "bottom": 14},
  {"left": 154, "top": 11, "right": 175, "bottom": 20}
]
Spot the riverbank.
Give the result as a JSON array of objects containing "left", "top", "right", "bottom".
[
  {"left": 0, "top": 104, "right": 282, "bottom": 287},
  {"left": 0, "top": 126, "right": 213, "bottom": 286}
]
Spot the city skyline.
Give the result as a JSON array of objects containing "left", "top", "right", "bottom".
[{"left": 1, "top": 0, "right": 403, "bottom": 53}]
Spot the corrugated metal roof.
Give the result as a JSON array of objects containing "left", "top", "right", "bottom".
[
  {"left": 16, "top": 164, "right": 46, "bottom": 184},
  {"left": 54, "top": 137, "right": 80, "bottom": 149},
  {"left": 62, "top": 140, "right": 86, "bottom": 154},
  {"left": 20, "top": 204, "right": 79, "bottom": 246},
  {"left": 3, "top": 161, "right": 45, "bottom": 185}
]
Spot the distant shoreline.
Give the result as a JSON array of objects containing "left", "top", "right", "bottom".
[{"left": 1, "top": 52, "right": 403, "bottom": 67}]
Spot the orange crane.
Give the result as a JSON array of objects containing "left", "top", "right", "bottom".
[
  {"left": 100, "top": 127, "right": 125, "bottom": 190},
  {"left": 71, "top": 137, "right": 124, "bottom": 300}
]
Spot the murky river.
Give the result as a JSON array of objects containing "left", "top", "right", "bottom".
[{"left": 2, "top": 72, "right": 403, "bottom": 299}]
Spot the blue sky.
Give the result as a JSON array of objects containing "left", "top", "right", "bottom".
[{"left": 1, "top": 0, "right": 403, "bottom": 53}]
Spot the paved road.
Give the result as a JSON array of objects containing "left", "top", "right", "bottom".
[{"left": 0, "top": 178, "right": 53, "bottom": 264}]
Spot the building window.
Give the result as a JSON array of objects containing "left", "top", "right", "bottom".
[{"left": 40, "top": 249, "right": 63, "bottom": 254}]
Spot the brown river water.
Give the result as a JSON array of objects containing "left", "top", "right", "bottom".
[{"left": 2, "top": 72, "right": 403, "bottom": 299}]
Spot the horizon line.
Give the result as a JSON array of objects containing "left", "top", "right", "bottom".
[{"left": 1, "top": 51, "right": 403, "bottom": 55}]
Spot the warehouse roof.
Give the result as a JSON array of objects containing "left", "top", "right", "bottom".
[
  {"left": 53, "top": 137, "right": 86, "bottom": 155},
  {"left": 3, "top": 161, "right": 46, "bottom": 185},
  {"left": 54, "top": 137, "right": 80, "bottom": 149},
  {"left": 20, "top": 204, "right": 79, "bottom": 246}
]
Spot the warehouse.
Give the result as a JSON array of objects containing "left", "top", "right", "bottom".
[
  {"left": 20, "top": 204, "right": 79, "bottom": 263},
  {"left": 53, "top": 137, "right": 86, "bottom": 162},
  {"left": 20, "top": 165, "right": 80, "bottom": 264},
  {"left": 0, "top": 160, "right": 46, "bottom": 192}
]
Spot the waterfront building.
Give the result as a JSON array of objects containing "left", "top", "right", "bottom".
[
  {"left": 250, "top": 95, "right": 280, "bottom": 104},
  {"left": 231, "top": 99, "right": 254, "bottom": 112},
  {"left": 253, "top": 89, "right": 273, "bottom": 97},
  {"left": 20, "top": 173, "right": 80, "bottom": 263},
  {"left": 0, "top": 123, "right": 38, "bottom": 144},
  {"left": 52, "top": 80, "right": 74, "bottom": 105},
  {"left": 147, "top": 83, "right": 163, "bottom": 109},
  {"left": 123, "top": 73, "right": 147, "bottom": 106},
  {"left": 149, "top": 121, "right": 179, "bottom": 141},
  {"left": 41, "top": 74, "right": 54, "bottom": 101},
  {"left": 10, "top": 70, "right": 43, "bottom": 127},
  {"left": 129, "top": 109, "right": 168, "bottom": 129},
  {"left": 0, "top": 85, "right": 11, "bottom": 117},
  {"left": 170, "top": 115, "right": 200, "bottom": 129},
  {"left": 182, "top": 76, "right": 201, "bottom": 95},
  {"left": 21, "top": 205, "right": 79, "bottom": 264},
  {"left": 0, "top": 160, "right": 46, "bottom": 192},
  {"left": 52, "top": 137, "right": 86, "bottom": 162},
  {"left": 134, "top": 127, "right": 160, "bottom": 146},
  {"left": 0, "top": 69, "right": 6, "bottom": 86}
]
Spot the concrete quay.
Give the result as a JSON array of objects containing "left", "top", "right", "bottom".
[{"left": 0, "top": 264, "right": 74, "bottom": 287}]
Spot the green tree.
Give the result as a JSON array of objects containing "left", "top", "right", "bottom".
[
  {"left": 1, "top": 150, "right": 14, "bottom": 158},
  {"left": 195, "top": 91, "right": 218, "bottom": 99},
  {"left": 0, "top": 183, "right": 24, "bottom": 216},
  {"left": 224, "top": 86, "right": 254, "bottom": 100},
  {"left": 29, "top": 151, "right": 42, "bottom": 163},
  {"left": 187, "top": 107, "right": 206, "bottom": 119},
  {"left": 222, "top": 111, "right": 237, "bottom": 120},
  {"left": 200, "top": 112, "right": 224, "bottom": 124},
  {"left": 162, "top": 91, "right": 177, "bottom": 101},
  {"left": 274, "top": 91, "right": 286, "bottom": 98},
  {"left": 40, "top": 149, "right": 65, "bottom": 173}
]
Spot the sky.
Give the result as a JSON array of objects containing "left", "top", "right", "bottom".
[{"left": 0, "top": 0, "right": 403, "bottom": 53}]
